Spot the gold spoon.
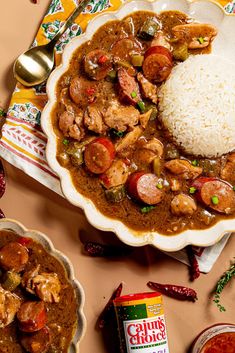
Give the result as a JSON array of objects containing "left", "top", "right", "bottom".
[{"left": 13, "top": 0, "right": 91, "bottom": 87}]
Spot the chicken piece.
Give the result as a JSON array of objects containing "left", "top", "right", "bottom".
[
  {"left": 21, "top": 266, "right": 40, "bottom": 295},
  {"left": 22, "top": 265, "right": 61, "bottom": 303},
  {"left": 59, "top": 107, "right": 85, "bottom": 141},
  {"left": 165, "top": 159, "right": 202, "bottom": 180},
  {"left": 116, "top": 126, "right": 143, "bottom": 153},
  {"left": 137, "top": 73, "right": 158, "bottom": 104},
  {"left": 220, "top": 153, "right": 235, "bottom": 183},
  {"left": 172, "top": 23, "right": 217, "bottom": 49},
  {"left": 139, "top": 109, "right": 152, "bottom": 129},
  {"left": 84, "top": 106, "right": 107, "bottom": 134},
  {"left": 171, "top": 194, "right": 197, "bottom": 216},
  {"left": 143, "top": 138, "right": 164, "bottom": 158},
  {"left": 104, "top": 101, "right": 140, "bottom": 132},
  {"left": 135, "top": 138, "right": 164, "bottom": 166},
  {"left": 134, "top": 138, "right": 164, "bottom": 166},
  {"left": 68, "top": 123, "right": 85, "bottom": 141},
  {"left": 60, "top": 89, "right": 84, "bottom": 125},
  {"left": 100, "top": 159, "right": 129, "bottom": 189},
  {"left": 0, "top": 286, "right": 21, "bottom": 328},
  {"left": 151, "top": 31, "right": 171, "bottom": 51},
  {"left": 58, "top": 89, "right": 84, "bottom": 140},
  {"left": 59, "top": 111, "right": 74, "bottom": 135}
]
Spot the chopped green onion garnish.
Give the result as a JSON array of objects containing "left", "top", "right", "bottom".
[
  {"left": 211, "top": 195, "right": 219, "bottom": 205},
  {"left": 233, "top": 186, "right": 235, "bottom": 191},
  {"left": 111, "top": 129, "right": 124, "bottom": 138},
  {"left": 115, "top": 131, "right": 124, "bottom": 138},
  {"left": 156, "top": 183, "right": 163, "bottom": 189},
  {"left": 191, "top": 160, "right": 199, "bottom": 166},
  {"left": 63, "top": 139, "right": 69, "bottom": 146},
  {"left": 141, "top": 205, "right": 155, "bottom": 214},
  {"left": 197, "top": 37, "right": 205, "bottom": 44},
  {"left": 131, "top": 91, "right": 137, "bottom": 98},
  {"left": 189, "top": 186, "right": 197, "bottom": 194},
  {"left": 137, "top": 101, "right": 146, "bottom": 113}
]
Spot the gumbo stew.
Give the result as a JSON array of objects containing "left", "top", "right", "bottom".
[
  {"left": 52, "top": 10, "right": 235, "bottom": 235},
  {"left": 0, "top": 230, "right": 77, "bottom": 352}
]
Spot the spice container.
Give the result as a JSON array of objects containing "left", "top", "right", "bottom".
[
  {"left": 191, "top": 324, "right": 235, "bottom": 353},
  {"left": 114, "top": 292, "right": 170, "bottom": 353}
]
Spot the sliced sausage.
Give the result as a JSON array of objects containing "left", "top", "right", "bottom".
[
  {"left": 0, "top": 242, "right": 29, "bottom": 272},
  {"left": 143, "top": 46, "right": 173, "bottom": 82},
  {"left": 69, "top": 76, "right": 96, "bottom": 108},
  {"left": 20, "top": 326, "right": 51, "bottom": 353},
  {"left": 192, "top": 177, "right": 235, "bottom": 214},
  {"left": 118, "top": 68, "right": 141, "bottom": 106},
  {"left": 84, "top": 137, "right": 115, "bottom": 174},
  {"left": 111, "top": 37, "right": 142, "bottom": 62},
  {"left": 84, "top": 49, "right": 112, "bottom": 80},
  {"left": 127, "top": 172, "right": 164, "bottom": 205},
  {"left": 17, "top": 301, "right": 46, "bottom": 332}
]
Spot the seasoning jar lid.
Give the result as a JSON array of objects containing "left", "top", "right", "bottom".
[
  {"left": 113, "top": 291, "right": 161, "bottom": 304},
  {"left": 191, "top": 323, "right": 235, "bottom": 353}
]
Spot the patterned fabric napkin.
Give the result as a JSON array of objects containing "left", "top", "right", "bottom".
[{"left": 0, "top": 0, "right": 233, "bottom": 271}]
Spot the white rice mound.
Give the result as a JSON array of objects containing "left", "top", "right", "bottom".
[{"left": 158, "top": 54, "right": 235, "bottom": 157}]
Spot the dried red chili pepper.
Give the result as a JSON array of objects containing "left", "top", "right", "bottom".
[
  {"left": 0, "top": 160, "right": 6, "bottom": 198},
  {"left": 97, "top": 282, "right": 123, "bottom": 329},
  {"left": 186, "top": 245, "right": 200, "bottom": 281},
  {"left": 84, "top": 241, "right": 132, "bottom": 257},
  {"left": 147, "top": 281, "right": 198, "bottom": 302},
  {"left": 0, "top": 209, "right": 5, "bottom": 219}
]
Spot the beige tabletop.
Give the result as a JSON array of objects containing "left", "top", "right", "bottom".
[{"left": 0, "top": 1, "right": 234, "bottom": 352}]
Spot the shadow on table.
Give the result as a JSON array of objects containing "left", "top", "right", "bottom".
[{"left": 97, "top": 316, "right": 120, "bottom": 353}]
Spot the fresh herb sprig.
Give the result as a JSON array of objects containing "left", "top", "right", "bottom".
[{"left": 213, "top": 259, "right": 235, "bottom": 312}]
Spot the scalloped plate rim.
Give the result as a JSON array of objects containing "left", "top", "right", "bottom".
[{"left": 41, "top": 0, "right": 235, "bottom": 252}]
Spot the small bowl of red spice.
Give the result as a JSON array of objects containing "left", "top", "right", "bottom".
[{"left": 191, "top": 324, "right": 235, "bottom": 353}]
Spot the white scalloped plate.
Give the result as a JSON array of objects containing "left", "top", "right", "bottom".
[
  {"left": 41, "top": 0, "right": 235, "bottom": 252},
  {"left": 0, "top": 218, "right": 86, "bottom": 353}
]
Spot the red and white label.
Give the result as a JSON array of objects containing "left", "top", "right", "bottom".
[{"left": 123, "top": 315, "right": 170, "bottom": 353}]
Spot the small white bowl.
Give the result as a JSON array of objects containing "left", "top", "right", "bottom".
[
  {"left": 41, "top": 0, "right": 235, "bottom": 251},
  {"left": 0, "top": 218, "right": 86, "bottom": 353}
]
